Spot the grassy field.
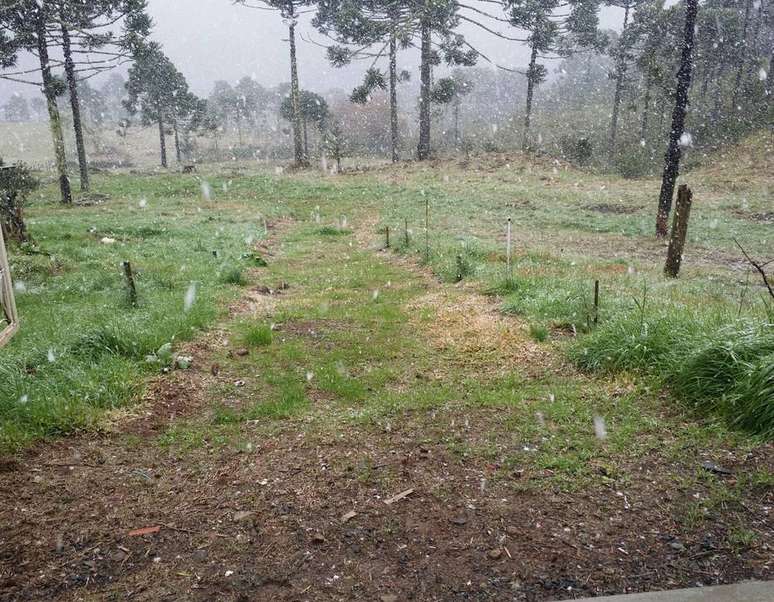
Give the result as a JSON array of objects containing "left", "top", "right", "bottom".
[{"left": 0, "top": 137, "right": 771, "bottom": 599}]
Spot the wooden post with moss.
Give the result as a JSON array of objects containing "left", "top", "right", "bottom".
[
  {"left": 0, "top": 224, "right": 19, "bottom": 347},
  {"left": 664, "top": 185, "right": 693, "bottom": 278},
  {"left": 123, "top": 261, "right": 138, "bottom": 307}
]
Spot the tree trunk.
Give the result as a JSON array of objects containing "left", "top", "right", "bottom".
[
  {"left": 173, "top": 121, "right": 181, "bottom": 164},
  {"left": 522, "top": 43, "right": 539, "bottom": 151},
  {"left": 664, "top": 184, "right": 693, "bottom": 278},
  {"left": 158, "top": 114, "right": 168, "bottom": 168},
  {"left": 656, "top": 0, "right": 699, "bottom": 238},
  {"left": 303, "top": 117, "right": 309, "bottom": 158},
  {"left": 35, "top": 9, "right": 72, "bottom": 204},
  {"left": 730, "top": 0, "right": 753, "bottom": 112},
  {"left": 640, "top": 74, "right": 652, "bottom": 141},
  {"left": 711, "top": 62, "right": 726, "bottom": 124},
  {"left": 389, "top": 31, "right": 399, "bottom": 163},
  {"left": 60, "top": 22, "right": 89, "bottom": 193},
  {"left": 454, "top": 99, "right": 460, "bottom": 147},
  {"left": 417, "top": 17, "right": 432, "bottom": 161},
  {"left": 236, "top": 114, "right": 243, "bottom": 147},
  {"left": 288, "top": 17, "right": 307, "bottom": 167},
  {"left": 609, "top": 5, "right": 631, "bottom": 161}
]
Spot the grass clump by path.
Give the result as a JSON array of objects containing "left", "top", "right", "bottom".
[
  {"left": 239, "top": 321, "right": 274, "bottom": 347},
  {"left": 0, "top": 172, "right": 279, "bottom": 451}
]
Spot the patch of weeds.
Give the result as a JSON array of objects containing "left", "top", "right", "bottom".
[
  {"left": 214, "top": 376, "right": 308, "bottom": 423},
  {"left": 727, "top": 526, "right": 758, "bottom": 552},
  {"left": 242, "top": 252, "right": 268, "bottom": 267},
  {"left": 158, "top": 422, "right": 238, "bottom": 453},
  {"left": 317, "top": 225, "right": 351, "bottom": 236},
  {"left": 529, "top": 323, "right": 549, "bottom": 342},
  {"left": 220, "top": 266, "right": 247, "bottom": 286},
  {"left": 241, "top": 322, "right": 273, "bottom": 347}
]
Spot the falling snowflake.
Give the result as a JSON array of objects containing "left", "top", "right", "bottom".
[
  {"left": 200, "top": 181, "right": 212, "bottom": 201},
  {"left": 139, "top": 198, "right": 147, "bottom": 209},
  {"left": 679, "top": 132, "right": 693, "bottom": 147},
  {"left": 184, "top": 283, "right": 197, "bottom": 312},
  {"left": 593, "top": 416, "right": 607, "bottom": 440}
]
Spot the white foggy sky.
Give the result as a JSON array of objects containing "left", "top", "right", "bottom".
[
  {"left": 0, "top": 2, "right": 625, "bottom": 101},
  {"left": 145, "top": 0, "right": 626, "bottom": 95}
]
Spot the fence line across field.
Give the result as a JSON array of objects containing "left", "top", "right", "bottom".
[{"left": 0, "top": 225, "right": 19, "bottom": 347}]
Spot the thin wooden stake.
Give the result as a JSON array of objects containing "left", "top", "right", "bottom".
[
  {"left": 404, "top": 217, "right": 409, "bottom": 247},
  {"left": 593, "top": 280, "right": 600, "bottom": 325},
  {"left": 664, "top": 184, "right": 693, "bottom": 278},
  {"left": 425, "top": 197, "right": 430, "bottom": 263},
  {"left": 506, "top": 217, "right": 512, "bottom": 282},
  {"left": 123, "top": 261, "right": 138, "bottom": 306},
  {"left": 385, "top": 226, "right": 390, "bottom": 249}
]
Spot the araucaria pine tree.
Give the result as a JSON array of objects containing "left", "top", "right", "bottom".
[
  {"left": 316, "top": 0, "right": 477, "bottom": 161},
  {"left": 504, "top": 0, "right": 605, "bottom": 151},
  {"left": 124, "top": 43, "right": 196, "bottom": 168},
  {"left": 233, "top": 0, "right": 318, "bottom": 167},
  {"left": 0, "top": 1, "right": 72, "bottom": 203}
]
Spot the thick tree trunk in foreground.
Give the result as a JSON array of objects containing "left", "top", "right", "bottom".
[
  {"left": 417, "top": 18, "right": 432, "bottom": 161},
  {"left": 158, "top": 115, "right": 168, "bottom": 168},
  {"left": 664, "top": 185, "right": 693, "bottom": 278},
  {"left": 609, "top": 6, "right": 631, "bottom": 160},
  {"left": 61, "top": 23, "right": 89, "bottom": 192},
  {"left": 35, "top": 10, "right": 72, "bottom": 204},
  {"left": 288, "top": 18, "right": 308, "bottom": 167},
  {"left": 389, "top": 32, "right": 399, "bottom": 163},
  {"left": 522, "top": 43, "right": 539, "bottom": 151},
  {"left": 656, "top": 0, "right": 699, "bottom": 238}
]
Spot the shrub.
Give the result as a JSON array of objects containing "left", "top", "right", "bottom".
[
  {"left": 559, "top": 135, "right": 593, "bottom": 165},
  {"left": 529, "top": 323, "right": 549, "bottom": 343},
  {"left": 0, "top": 159, "right": 39, "bottom": 243},
  {"left": 220, "top": 267, "right": 247, "bottom": 286}
]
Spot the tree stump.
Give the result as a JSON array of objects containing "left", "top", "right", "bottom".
[{"left": 664, "top": 184, "right": 693, "bottom": 278}]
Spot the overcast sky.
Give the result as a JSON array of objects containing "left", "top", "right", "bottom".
[
  {"left": 146, "top": 1, "right": 625, "bottom": 95},
  {"left": 1, "top": 2, "right": 625, "bottom": 101}
]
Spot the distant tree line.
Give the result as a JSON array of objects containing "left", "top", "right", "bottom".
[{"left": 2, "top": 0, "right": 772, "bottom": 235}]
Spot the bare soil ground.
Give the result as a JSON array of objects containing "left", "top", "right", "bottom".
[{"left": 1, "top": 218, "right": 771, "bottom": 602}]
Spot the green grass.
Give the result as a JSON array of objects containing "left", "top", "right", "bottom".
[
  {"left": 0, "top": 172, "right": 281, "bottom": 450},
  {"left": 2, "top": 146, "right": 771, "bottom": 453},
  {"left": 240, "top": 322, "right": 274, "bottom": 347}
]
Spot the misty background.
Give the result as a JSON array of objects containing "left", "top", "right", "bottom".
[{"left": 0, "top": 0, "right": 626, "bottom": 102}]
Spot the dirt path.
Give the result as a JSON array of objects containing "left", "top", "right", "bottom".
[{"left": 0, "top": 217, "right": 771, "bottom": 602}]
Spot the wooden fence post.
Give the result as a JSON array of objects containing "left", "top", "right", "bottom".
[
  {"left": 664, "top": 184, "right": 693, "bottom": 278},
  {"left": 0, "top": 225, "right": 19, "bottom": 347},
  {"left": 123, "top": 261, "right": 138, "bottom": 306}
]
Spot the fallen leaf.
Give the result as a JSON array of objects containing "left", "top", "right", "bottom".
[
  {"left": 342, "top": 510, "right": 357, "bottom": 522},
  {"left": 128, "top": 526, "right": 160, "bottom": 537}
]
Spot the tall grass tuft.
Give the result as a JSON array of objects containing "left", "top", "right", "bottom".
[{"left": 572, "top": 309, "right": 774, "bottom": 436}]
